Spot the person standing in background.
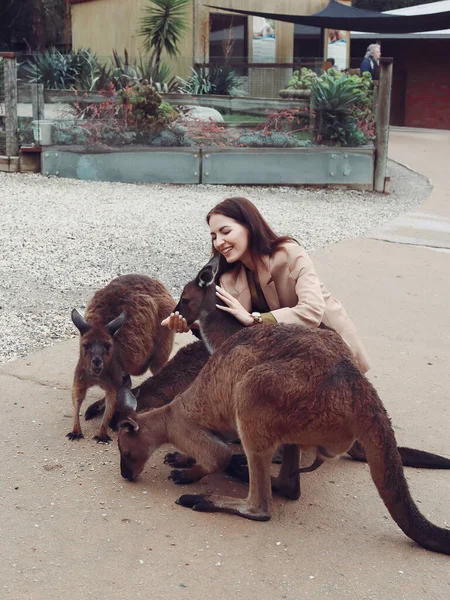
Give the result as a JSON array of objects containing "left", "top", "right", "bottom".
[{"left": 360, "top": 43, "right": 381, "bottom": 80}]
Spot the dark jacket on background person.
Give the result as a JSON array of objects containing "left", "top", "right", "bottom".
[{"left": 360, "top": 57, "right": 379, "bottom": 80}]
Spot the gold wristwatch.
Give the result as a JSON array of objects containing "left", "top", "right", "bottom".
[{"left": 251, "top": 312, "right": 262, "bottom": 325}]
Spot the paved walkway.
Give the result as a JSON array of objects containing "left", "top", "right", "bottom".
[
  {"left": 0, "top": 129, "right": 449, "bottom": 600},
  {"left": 371, "top": 128, "right": 450, "bottom": 249}
]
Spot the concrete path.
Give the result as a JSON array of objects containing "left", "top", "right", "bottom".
[
  {"left": 371, "top": 128, "right": 450, "bottom": 250},
  {"left": 0, "top": 129, "right": 449, "bottom": 600}
]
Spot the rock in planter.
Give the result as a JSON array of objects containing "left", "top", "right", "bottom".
[{"left": 182, "top": 106, "right": 224, "bottom": 122}]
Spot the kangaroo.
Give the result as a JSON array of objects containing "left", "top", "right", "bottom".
[
  {"left": 69, "top": 274, "right": 175, "bottom": 442},
  {"left": 85, "top": 313, "right": 450, "bottom": 471},
  {"left": 116, "top": 257, "right": 450, "bottom": 555},
  {"left": 84, "top": 339, "right": 210, "bottom": 421}
]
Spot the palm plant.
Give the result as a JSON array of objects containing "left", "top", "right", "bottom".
[{"left": 138, "top": 0, "right": 191, "bottom": 76}]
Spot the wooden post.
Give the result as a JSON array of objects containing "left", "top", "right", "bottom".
[
  {"left": 374, "top": 57, "right": 393, "bottom": 193},
  {"left": 31, "top": 83, "right": 45, "bottom": 121},
  {"left": 309, "top": 88, "right": 316, "bottom": 137},
  {"left": 3, "top": 54, "right": 19, "bottom": 157}
]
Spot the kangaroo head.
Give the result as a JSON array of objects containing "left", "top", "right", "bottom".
[
  {"left": 174, "top": 255, "right": 220, "bottom": 325},
  {"left": 71, "top": 309, "right": 126, "bottom": 377},
  {"left": 116, "top": 380, "right": 163, "bottom": 481}
]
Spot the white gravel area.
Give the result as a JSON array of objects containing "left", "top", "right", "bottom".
[{"left": 0, "top": 161, "right": 431, "bottom": 363}]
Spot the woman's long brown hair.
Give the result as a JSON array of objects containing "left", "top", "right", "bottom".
[{"left": 206, "top": 197, "right": 298, "bottom": 275}]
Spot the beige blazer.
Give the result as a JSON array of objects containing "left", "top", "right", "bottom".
[{"left": 220, "top": 242, "right": 370, "bottom": 373}]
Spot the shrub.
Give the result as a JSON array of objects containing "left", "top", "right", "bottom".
[
  {"left": 312, "top": 70, "right": 375, "bottom": 146},
  {"left": 261, "top": 108, "right": 310, "bottom": 134},
  {"left": 287, "top": 68, "right": 318, "bottom": 90},
  {"left": 117, "top": 81, "right": 164, "bottom": 138}
]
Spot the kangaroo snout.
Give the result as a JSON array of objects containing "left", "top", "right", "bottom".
[
  {"left": 120, "top": 459, "right": 137, "bottom": 482},
  {"left": 91, "top": 356, "right": 104, "bottom": 374}
]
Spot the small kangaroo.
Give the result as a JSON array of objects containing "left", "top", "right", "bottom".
[
  {"left": 69, "top": 274, "right": 175, "bottom": 442},
  {"left": 116, "top": 257, "right": 450, "bottom": 555}
]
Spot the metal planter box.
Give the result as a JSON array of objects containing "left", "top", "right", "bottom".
[
  {"left": 201, "top": 147, "right": 374, "bottom": 187},
  {"left": 41, "top": 146, "right": 374, "bottom": 189},
  {"left": 41, "top": 147, "right": 201, "bottom": 184}
]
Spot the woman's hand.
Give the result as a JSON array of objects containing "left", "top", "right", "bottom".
[
  {"left": 161, "top": 311, "right": 190, "bottom": 333},
  {"left": 215, "top": 285, "right": 254, "bottom": 327}
]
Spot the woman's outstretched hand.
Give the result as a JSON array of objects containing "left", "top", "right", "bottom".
[
  {"left": 161, "top": 311, "right": 190, "bottom": 333},
  {"left": 215, "top": 285, "right": 254, "bottom": 327}
]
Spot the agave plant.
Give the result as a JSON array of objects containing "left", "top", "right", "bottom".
[
  {"left": 208, "top": 66, "right": 241, "bottom": 96},
  {"left": 23, "top": 47, "right": 78, "bottom": 89},
  {"left": 313, "top": 71, "right": 365, "bottom": 113},
  {"left": 23, "top": 47, "right": 105, "bottom": 91},
  {"left": 312, "top": 71, "right": 372, "bottom": 146},
  {"left": 109, "top": 49, "right": 179, "bottom": 92},
  {"left": 177, "top": 67, "right": 214, "bottom": 95},
  {"left": 138, "top": 0, "right": 191, "bottom": 77}
]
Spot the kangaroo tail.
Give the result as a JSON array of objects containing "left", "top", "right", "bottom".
[
  {"left": 348, "top": 440, "right": 450, "bottom": 469},
  {"left": 357, "top": 390, "right": 450, "bottom": 555}
]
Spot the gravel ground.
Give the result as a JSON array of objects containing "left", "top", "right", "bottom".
[{"left": 0, "top": 161, "right": 431, "bottom": 363}]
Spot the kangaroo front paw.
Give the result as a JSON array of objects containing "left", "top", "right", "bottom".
[
  {"left": 164, "top": 452, "right": 196, "bottom": 468},
  {"left": 169, "top": 469, "right": 197, "bottom": 484},
  {"left": 67, "top": 431, "right": 84, "bottom": 441}
]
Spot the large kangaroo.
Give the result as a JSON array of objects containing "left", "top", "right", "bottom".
[{"left": 116, "top": 257, "right": 450, "bottom": 554}]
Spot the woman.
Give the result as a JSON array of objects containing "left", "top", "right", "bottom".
[
  {"left": 360, "top": 43, "right": 381, "bottom": 81},
  {"left": 162, "top": 197, "right": 370, "bottom": 373}
]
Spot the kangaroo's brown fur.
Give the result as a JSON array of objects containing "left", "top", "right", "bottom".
[
  {"left": 84, "top": 340, "right": 210, "bottom": 422},
  {"left": 69, "top": 274, "right": 175, "bottom": 442},
  {"left": 116, "top": 258, "right": 450, "bottom": 555}
]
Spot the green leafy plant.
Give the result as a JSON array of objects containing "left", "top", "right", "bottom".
[
  {"left": 287, "top": 67, "right": 318, "bottom": 90},
  {"left": 312, "top": 70, "right": 375, "bottom": 146},
  {"left": 138, "top": 0, "right": 191, "bottom": 77},
  {"left": 177, "top": 67, "right": 214, "bottom": 95},
  {"left": 23, "top": 47, "right": 103, "bottom": 90},
  {"left": 109, "top": 49, "right": 179, "bottom": 91},
  {"left": 208, "top": 66, "right": 241, "bottom": 96},
  {"left": 23, "top": 47, "right": 78, "bottom": 89}
]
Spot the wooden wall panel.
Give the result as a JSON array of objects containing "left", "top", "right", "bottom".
[{"left": 71, "top": 0, "right": 327, "bottom": 77}]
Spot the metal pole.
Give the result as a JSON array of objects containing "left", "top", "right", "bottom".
[
  {"left": 374, "top": 57, "right": 393, "bottom": 193},
  {"left": 3, "top": 54, "right": 19, "bottom": 157}
]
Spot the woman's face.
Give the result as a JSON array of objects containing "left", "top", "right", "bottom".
[
  {"left": 209, "top": 213, "right": 251, "bottom": 265},
  {"left": 373, "top": 45, "right": 381, "bottom": 60}
]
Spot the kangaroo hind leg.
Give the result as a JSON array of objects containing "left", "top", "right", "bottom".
[
  {"left": 271, "top": 444, "right": 301, "bottom": 500},
  {"left": 177, "top": 449, "right": 274, "bottom": 521}
]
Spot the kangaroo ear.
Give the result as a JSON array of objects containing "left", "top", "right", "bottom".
[
  {"left": 106, "top": 311, "right": 127, "bottom": 336},
  {"left": 117, "top": 384, "right": 138, "bottom": 413},
  {"left": 71, "top": 309, "right": 91, "bottom": 335},
  {"left": 118, "top": 417, "right": 139, "bottom": 433},
  {"left": 197, "top": 255, "right": 220, "bottom": 288}
]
